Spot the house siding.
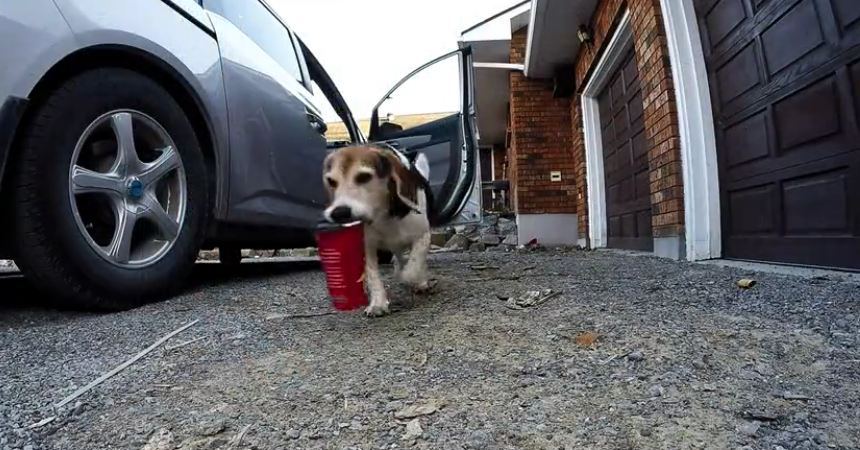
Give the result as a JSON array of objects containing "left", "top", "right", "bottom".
[{"left": 508, "top": 29, "right": 576, "bottom": 216}]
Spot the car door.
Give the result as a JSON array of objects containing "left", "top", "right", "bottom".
[
  {"left": 204, "top": 0, "right": 329, "bottom": 228},
  {"left": 368, "top": 48, "right": 481, "bottom": 225}
]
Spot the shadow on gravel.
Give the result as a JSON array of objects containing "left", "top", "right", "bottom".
[
  {"left": 188, "top": 258, "right": 321, "bottom": 288},
  {"left": 0, "top": 259, "right": 322, "bottom": 317}
]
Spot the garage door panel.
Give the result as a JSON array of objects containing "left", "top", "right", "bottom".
[
  {"left": 704, "top": 0, "right": 749, "bottom": 48},
  {"left": 715, "top": 44, "right": 762, "bottom": 107},
  {"left": 773, "top": 75, "right": 841, "bottom": 150},
  {"left": 697, "top": 0, "right": 860, "bottom": 270},
  {"left": 601, "top": 47, "right": 652, "bottom": 251},
  {"left": 724, "top": 110, "right": 771, "bottom": 167},
  {"left": 831, "top": 0, "right": 860, "bottom": 30},
  {"left": 724, "top": 236, "right": 860, "bottom": 267},
  {"left": 783, "top": 167, "right": 850, "bottom": 234},
  {"left": 727, "top": 184, "right": 777, "bottom": 234},
  {"left": 632, "top": 130, "right": 648, "bottom": 159},
  {"left": 761, "top": 1, "right": 826, "bottom": 76}
]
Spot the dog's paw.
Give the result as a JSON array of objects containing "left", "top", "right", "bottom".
[
  {"left": 411, "top": 279, "right": 437, "bottom": 295},
  {"left": 364, "top": 302, "right": 390, "bottom": 317}
]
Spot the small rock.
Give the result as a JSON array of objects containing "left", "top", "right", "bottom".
[
  {"left": 628, "top": 351, "right": 645, "bottom": 362},
  {"left": 469, "top": 242, "right": 487, "bottom": 252},
  {"left": 444, "top": 234, "right": 471, "bottom": 250},
  {"left": 142, "top": 428, "right": 174, "bottom": 450},
  {"left": 648, "top": 385, "right": 665, "bottom": 398},
  {"left": 388, "top": 388, "right": 410, "bottom": 400},
  {"left": 430, "top": 231, "right": 452, "bottom": 247},
  {"left": 692, "top": 357, "right": 708, "bottom": 370},
  {"left": 480, "top": 234, "right": 502, "bottom": 246},
  {"left": 394, "top": 402, "right": 438, "bottom": 419},
  {"left": 737, "top": 421, "right": 760, "bottom": 436},
  {"left": 286, "top": 429, "right": 300, "bottom": 440},
  {"left": 401, "top": 419, "right": 423, "bottom": 441},
  {"left": 466, "top": 430, "right": 492, "bottom": 449},
  {"left": 639, "top": 427, "right": 652, "bottom": 437},
  {"left": 198, "top": 419, "right": 226, "bottom": 436},
  {"left": 737, "top": 278, "right": 756, "bottom": 289},
  {"left": 744, "top": 410, "right": 778, "bottom": 422},
  {"left": 753, "top": 363, "right": 774, "bottom": 377},
  {"left": 71, "top": 401, "right": 85, "bottom": 416}
]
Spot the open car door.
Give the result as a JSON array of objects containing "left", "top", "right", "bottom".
[{"left": 369, "top": 48, "right": 481, "bottom": 225}]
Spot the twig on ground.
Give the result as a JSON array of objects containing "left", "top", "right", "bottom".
[
  {"left": 601, "top": 350, "right": 632, "bottom": 365},
  {"left": 266, "top": 311, "right": 336, "bottom": 320},
  {"left": 165, "top": 336, "right": 205, "bottom": 351},
  {"left": 229, "top": 424, "right": 252, "bottom": 449},
  {"left": 54, "top": 319, "right": 200, "bottom": 409},
  {"left": 28, "top": 417, "right": 56, "bottom": 429}
]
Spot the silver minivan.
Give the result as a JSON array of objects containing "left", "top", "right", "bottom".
[{"left": 0, "top": 0, "right": 480, "bottom": 310}]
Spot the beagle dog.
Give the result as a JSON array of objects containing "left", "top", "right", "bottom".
[{"left": 322, "top": 144, "right": 433, "bottom": 317}]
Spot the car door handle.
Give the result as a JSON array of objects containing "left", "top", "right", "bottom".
[{"left": 306, "top": 111, "right": 327, "bottom": 135}]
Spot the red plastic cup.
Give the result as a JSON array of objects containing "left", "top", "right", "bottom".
[{"left": 315, "top": 221, "right": 369, "bottom": 311}]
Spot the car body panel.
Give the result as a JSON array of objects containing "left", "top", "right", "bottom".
[
  {"left": 205, "top": 6, "right": 329, "bottom": 229},
  {"left": 0, "top": 0, "right": 79, "bottom": 99}
]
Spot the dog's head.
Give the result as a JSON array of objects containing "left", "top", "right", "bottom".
[{"left": 322, "top": 145, "right": 424, "bottom": 224}]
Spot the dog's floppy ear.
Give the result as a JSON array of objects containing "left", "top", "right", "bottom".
[
  {"left": 378, "top": 151, "right": 420, "bottom": 218},
  {"left": 323, "top": 153, "right": 335, "bottom": 200},
  {"left": 373, "top": 151, "right": 391, "bottom": 178}
]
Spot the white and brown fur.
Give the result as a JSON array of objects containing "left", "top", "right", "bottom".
[{"left": 322, "top": 145, "right": 432, "bottom": 317}]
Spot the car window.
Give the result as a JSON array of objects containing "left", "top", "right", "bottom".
[
  {"left": 205, "top": 0, "right": 304, "bottom": 83},
  {"left": 374, "top": 53, "right": 462, "bottom": 134}
]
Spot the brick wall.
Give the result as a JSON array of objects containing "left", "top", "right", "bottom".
[
  {"left": 573, "top": 0, "right": 685, "bottom": 238},
  {"left": 509, "top": 29, "right": 576, "bottom": 215}
]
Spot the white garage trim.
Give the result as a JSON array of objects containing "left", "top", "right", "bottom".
[
  {"left": 581, "top": 10, "right": 632, "bottom": 249},
  {"left": 659, "top": 0, "right": 722, "bottom": 261}
]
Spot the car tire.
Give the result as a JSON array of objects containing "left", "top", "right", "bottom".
[
  {"left": 219, "top": 246, "right": 242, "bottom": 266},
  {"left": 10, "top": 68, "right": 208, "bottom": 311}
]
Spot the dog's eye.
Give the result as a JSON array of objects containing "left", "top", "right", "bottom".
[
  {"left": 354, "top": 173, "right": 373, "bottom": 185},
  {"left": 326, "top": 177, "right": 338, "bottom": 188}
]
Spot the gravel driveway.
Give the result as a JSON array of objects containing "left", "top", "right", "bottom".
[{"left": 1, "top": 249, "right": 859, "bottom": 450}]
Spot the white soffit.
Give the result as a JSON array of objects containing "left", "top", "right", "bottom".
[{"left": 525, "top": 0, "right": 599, "bottom": 78}]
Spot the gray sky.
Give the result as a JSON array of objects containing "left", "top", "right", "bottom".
[{"left": 271, "top": 0, "right": 520, "bottom": 121}]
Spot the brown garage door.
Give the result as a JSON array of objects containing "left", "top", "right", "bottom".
[
  {"left": 695, "top": 0, "right": 860, "bottom": 269},
  {"left": 599, "top": 47, "right": 652, "bottom": 251}
]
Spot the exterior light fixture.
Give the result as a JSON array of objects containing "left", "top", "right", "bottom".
[{"left": 577, "top": 24, "right": 593, "bottom": 45}]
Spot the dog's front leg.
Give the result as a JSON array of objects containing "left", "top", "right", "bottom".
[
  {"left": 401, "top": 232, "right": 431, "bottom": 293},
  {"left": 364, "top": 244, "right": 390, "bottom": 317}
]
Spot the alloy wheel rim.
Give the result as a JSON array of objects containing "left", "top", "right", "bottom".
[{"left": 68, "top": 110, "right": 187, "bottom": 268}]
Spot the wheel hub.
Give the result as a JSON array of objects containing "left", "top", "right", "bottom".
[
  {"left": 68, "top": 110, "right": 187, "bottom": 268},
  {"left": 126, "top": 177, "right": 145, "bottom": 200}
]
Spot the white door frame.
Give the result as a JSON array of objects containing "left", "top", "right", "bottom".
[
  {"left": 659, "top": 0, "right": 722, "bottom": 260},
  {"left": 581, "top": 3, "right": 722, "bottom": 259},
  {"left": 581, "top": 10, "right": 633, "bottom": 249}
]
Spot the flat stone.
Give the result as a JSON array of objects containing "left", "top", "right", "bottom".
[
  {"left": 444, "top": 234, "right": 471, "bottom": 250},
  {"left": 480, "top": 234, "right": 502, "bottom": 246}
]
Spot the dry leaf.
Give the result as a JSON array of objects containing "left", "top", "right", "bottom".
[{"left": 575, "top": 331, "right": 599, "bottom": 347}]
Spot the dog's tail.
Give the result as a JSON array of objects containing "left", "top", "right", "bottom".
[{"left": 414, "top": 152, "right": 430, "bottom": 181}]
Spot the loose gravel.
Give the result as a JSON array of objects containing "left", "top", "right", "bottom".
[{"left": 1, "top": 249, "right": 858, "bottom": 450}]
